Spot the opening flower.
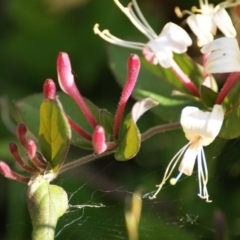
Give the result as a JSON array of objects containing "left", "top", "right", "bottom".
[
  {"left": 201, "top": 37, "right": 240, "bottom": 74},
  {"left": 149, "top": 104, "right": 224, "bottom": 202},
  {"left": 94, "top": 0, "right": 192, "bottom": 68},
  {"left": 175, "top": 0, "right": 238, "bottom": 46}
]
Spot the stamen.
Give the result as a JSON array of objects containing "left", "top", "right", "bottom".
[
  {"left": 94, "top": 24, "right": 144, "bottom": 49},
  {"left": 132, "top": 0, "right": 157, "bottom": 38},
  {"left": 197, "top": 147, "right": 212, "bottom": 202},
  {"left": 149, "top": 143, "right": 191, "bottom": 200},
  {"left": 114, "top": 0, "right": 156, "bottom": 40},
  {"left": 175, "top": 6, "right": 194, "bottom": 17},
  {"left": 217, "top": 0, "right": 240, "bottom": 10}
]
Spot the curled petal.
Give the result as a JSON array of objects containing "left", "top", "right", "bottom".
[
  {"left": 201, "top": 37, "right": 240, "bottom": 73},
  {"left": 180, "top": 104, "right": 224, "bottom": 146},
  {"left": 145, "top": 37, "right": 173, "bottom": 68},
  {"left": 145, "top": 22, "right": 192, "bottom": 68},
  {"left": 187, "top": 14, "right": 216, "bottom": 46},
  {"left": 213, "top": 8, "right": 236, "bottom": 38},
  {"left": 160, "top": 22, "right": 192, "bottom": 53},
  {"left": 178, "top": 142, "right": 200, "bottom": 176}
]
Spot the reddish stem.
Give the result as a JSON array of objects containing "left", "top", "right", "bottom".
[
  {"left": 171, "top": 59, "right": 200, "bottom": 97},
  {"left": 113, "top": 54, "right": 140, "bottom": 139},
  {"left": 0, "top": 162, "right": 30, "bottom": 183},
  {"left": 203, "top": 53, "right": 210, "bottom": 80},
  {"left": 216, "top": 72, "right": 240, "bottom": 104},
  {"left": 9, "top": 142, "right": 37, "bottom": 174},
  {"left": 67, "top": 116, "right": 92, "bottom": 141}
]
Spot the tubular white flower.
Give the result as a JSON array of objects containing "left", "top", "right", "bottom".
[
  {"left": 94, "top": 0, "right": 192, "bottom": 68},
  {"left": 149, "top": 104, "right": 224, "bottom": 202},
  {"left": 201, "top": 37, "right": 240, "bottom": 73},
  {"left": 176, "top": 0, "right": 238, "bottom": 47}
]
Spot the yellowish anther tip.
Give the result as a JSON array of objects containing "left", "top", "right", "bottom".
[
  {"left": 148, "top": 195, "right": 156, "bottom": 200},
  {"left": 127, "top": 2, "right": 133, "bottom": 8},
  {"left": 170, "top": 178, "right": 177, "bottom": 185},
  {"left": 175, "top": 6, "right": 183, "bottom": 18},
  {"left": 191, "top": 6, "right": 198, "bottom": 13},
  {"left": 93, "top": 23, "right": 100, "bottom": 34}
]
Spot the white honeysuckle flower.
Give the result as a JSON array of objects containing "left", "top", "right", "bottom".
[
  {"left": 150, "top": 104, "right": 224, "bottom": 202},
  {"left": 201, "top": 37, "right": 240, "bottom": 73},
  {"left": 94, "top": 0, "right": 192, "bottom": 68},
  {"left": 175, "top": 0, "right": 238, "bottom": 47}
]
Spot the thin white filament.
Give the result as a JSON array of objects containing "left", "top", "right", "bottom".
[
  {"left": 149, "top": 142, "right": 191, "bottom": 200},
  {"left": 94, "top": 24, "right": 145, "bottom": 49},
  {"left": 114, "top": 0, "right": 155, "bottom": 40}
]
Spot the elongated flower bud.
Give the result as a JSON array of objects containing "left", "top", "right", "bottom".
[
  {"left": 113, "top": 54, "right": 140, "bottom": 139},
  {"left": 0, "top": 161, "right": 30, "bottom": 183},
  {"left": 57, "top": 52, "right": 97, "bottom": 128}
]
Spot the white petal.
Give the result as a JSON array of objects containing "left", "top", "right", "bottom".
[
  {"left": 145, "top": 22, "right": 192, "bottom": 68},
  {"left": 213, "top": 8, "right": 236, "bottom": 38},
  {"left": 160, "top": 22, "right": 192, "bottom": 53},
  {"left": 180, "top": 105, "right": 224, "bottom": 146},
  {"left": 178, "top": 143, "right": 199, "bottom": 176},
  {"left": 203, "top": 104, "right": 224, "bottom": 146},
  {"left": 187, "top": 14, "right": 216, "bottom": 46},
  {"left": 146, "top": 37, "right": 173, "bottom": 68},
  {"left": 201, "top": 37, "right": 240, "bottom": 73}
]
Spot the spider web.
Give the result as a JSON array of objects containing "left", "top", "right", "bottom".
[
  {"left": 4, "top": 137, "right": 240, "bottom": 240},
  {"left": 53, "top": 145, "right": 231, "bottom": 240}
]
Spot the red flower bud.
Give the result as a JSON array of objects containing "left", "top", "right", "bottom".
[
  {"left": 92, "top": 125, "right": 107, "bottom": 154},
  {"left": 43, "top": 79, "right": 56, "bottom": 99}
]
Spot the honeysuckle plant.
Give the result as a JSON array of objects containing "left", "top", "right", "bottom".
[
  {"left": 2, "top": 0, "right": 240, "bottom": 239},
  {"left": 175, "top": 0, "right": 238, "bottom": 47}
]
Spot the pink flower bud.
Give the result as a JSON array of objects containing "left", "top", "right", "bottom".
[
  {"left": 0, "top": 161, "right": 30, "bottom": 183},
  {"left": 17, "top": 123, "right": 28, "bottom": 148},
  {"left": 43, "top": 79, "right": 56, "bottom": 99},
  {"left": 9, "top": 142, "right": 37, "bottom": 174},
  {"left": 92, "top": 125, "right": 107, "bottom": 154},
  {"left": 57, "top": 52, "right": 97, "bottom": 128},
  {"left": 27, "top": 140, "right": 37, "bottom": 160},
  {"left": 113, "top": 54, "right": 140, "bottom": 139}
]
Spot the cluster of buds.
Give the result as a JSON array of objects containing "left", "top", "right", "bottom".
[
  {"left": 56, "top": 52, "right": 140, "bottom": 154},
  {"left": 0, "top": 124, "right": 48, "bottom": 183}
]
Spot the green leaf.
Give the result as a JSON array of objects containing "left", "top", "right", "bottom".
[
  {"left": 200, "top": 85, "right": 218, "bottom": 108},
  {"left": 115, "top": 98, "right": 158, "bottom": 161},
  {"left": 108, "top": 45, "right": 203, "bottom": 122},
  {"left": 39, "top": 98, "right": 71, "bottom": 172},
  {"left": 220, "top": 80, "right": 240, "bottom": 139},
  {"left": 27, "top": 176, "right": 68, "bottom": 240}
]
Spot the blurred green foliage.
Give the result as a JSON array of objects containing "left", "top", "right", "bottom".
[{"left": 1, "top": 0, "right": 240, "bottom": 239}]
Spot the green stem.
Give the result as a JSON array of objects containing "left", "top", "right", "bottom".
[
  {"left": 59, "top": 149, "right": 116, "bottom": 174},
  {"left": 141, "top": 122, "right": 181, "bottom": 142},
  {"left": 59, "top": 121, "right": 181, "bottom": 174}
]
